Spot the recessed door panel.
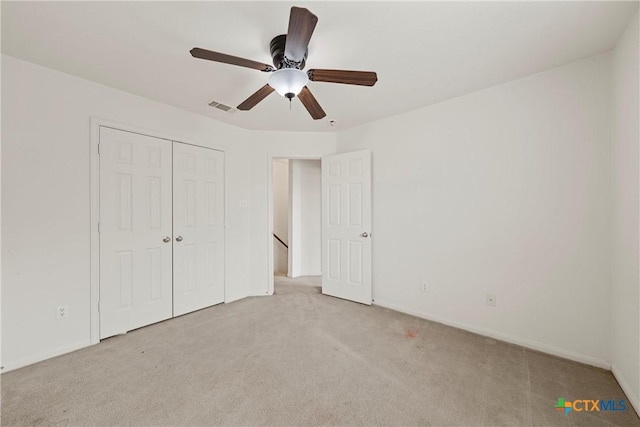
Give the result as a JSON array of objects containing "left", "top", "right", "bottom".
[
  {"left": 147, "top": 248, "right": 162, "bottom": 301},
  {"left": 117, "top": 174, "right": 133, "bottom": 231},
  {"left": 183, "top": 244, "right": 197, "bottom": 292},
  {"left": 206, "top": 243, "right": 219, "bottom": 288},
  {"left": 349, "top": 159, "right": 363, "bottom": 176},
  {"left": 147, "top": 146, "right": 161, "bottom": 168},
  {"left": 348, "top": 183, "right": 363, "bottom": 227},
  {"left": 328, "top": 185, "right": 341, "bottom": 226},
  {"left": 347, "top": 240, "right": 363, "bottom": 286},
  {"left": 328, "top": 162, "right": 341, "bottom": 177},
  {"left": 183, "top": 180, "right": 197, "bottom": 228},
  {"left": 147, "top": 177, "right": 162, "bottom": 230},
  {"left": 116, "top": 251, "right": 133, "bottom": 309},
  {"left": 205, "top": 182, "right": 218, "bottom": 226},
  {"left": 328, "top": 239, "right": 341, "bottom": 281}
]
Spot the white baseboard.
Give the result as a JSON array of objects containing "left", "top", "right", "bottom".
[
  {"left": 1, "top": 339, "right": 92, "bottom": 373},
  {"left": 248, "top": 291, "right": 273, "bottom": 297},
  {"left": 373, "top": 299, "right": 611, "bottom": 369},
  {"left": 611, "top": 363, "right": 640, "bottom": 417},
  {"left": 225, "top": 294, "right": 250, "bottom": 303}
]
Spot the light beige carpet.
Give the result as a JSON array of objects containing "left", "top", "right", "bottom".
[{"left": 1, "top": 276, "right": 638, "bottom": 426}]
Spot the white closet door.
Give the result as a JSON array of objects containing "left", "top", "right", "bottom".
[
  {"left": 321, "top": 150, "right": 372, "bottom": 305},
  {"left": 173, "top": 143, "right": 225, "bottom": 316},
  {"left": 99, "top": 127, "right": 173, "bottom": 339}
]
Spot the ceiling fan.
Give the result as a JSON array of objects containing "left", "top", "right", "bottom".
[{"left": 190, "top": 6, "right": 378, "bottom": 120}]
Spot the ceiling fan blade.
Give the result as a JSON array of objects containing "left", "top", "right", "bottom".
[
  {"left": 237, "top": 84, "right": 275, "bottom": 110},
  {"left": 298, "top": 86, "right": 326, "bottom": 120},
  {"left": 190, "top": 48, "right": 274, "bottom": 72},
  {"left": 307, "top": 69, "right": 378, "bottom": 86},
  {"left": 284, "top": 7, "right": 318, "bottom": 64}
]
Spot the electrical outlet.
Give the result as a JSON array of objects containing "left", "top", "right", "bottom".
[
  {"left": 486, "top": 294, "right": 496, "bottom": 307},
  {"left": 56, "top": 305, "right": 69, "bottom": 319},
  {"left": 422, "top": 279, "right": 429, "bottom": 292}
]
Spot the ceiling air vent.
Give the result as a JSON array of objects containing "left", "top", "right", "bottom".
[{"left": 208, "top": 100, "right": 237, "bottom": 114}]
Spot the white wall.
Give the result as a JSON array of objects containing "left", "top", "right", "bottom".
[
  {"left": 337, "top": 54, "right": 613, "bottom": 367},
  {"left": 288, "top": 160, "right": 302, "bottom": 278},
  {"left": 0, "top": 55, "right": 335, "bottom": 371},
  {"left": 3, "top": 41, "right": 636, "bottom": 392},
  {"left": 273, "top": 159, "right": 289, "bottom": 274},
  {"left": 288, "top": 160, "right": 321, "bottom": 277},
  {"left": 1, "top": 55, "right": 251, "bottom": 370},
  {"left": 611, "top": 11, "right": 640, "bottom": 412},
  {"left": 298, "top": 160, "right": 322, "bottom": 276}
]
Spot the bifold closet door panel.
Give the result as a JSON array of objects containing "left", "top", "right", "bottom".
[
  {"left": 173, "top": 143, "right": 225, "bottom": 316},
  {"left": 99, "top": 127, "right": 173, "bottom": 339}
]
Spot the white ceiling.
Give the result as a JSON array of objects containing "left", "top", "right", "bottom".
[{"left": 2, "top": 1, "right": 637, "bottom": 132}]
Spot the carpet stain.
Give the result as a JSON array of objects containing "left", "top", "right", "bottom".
[{"left": 405, "top": 328, "right": 418, "bottom": 338}]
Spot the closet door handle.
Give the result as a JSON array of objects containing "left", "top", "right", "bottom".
[
  {"left": 175, "top": 236, "right": 183, "bottom": 242},
  {"left": 163, "top": 236, "right": 171, "bottom": 243}
]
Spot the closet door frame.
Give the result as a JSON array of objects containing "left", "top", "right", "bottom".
[{"left": 89, "top": 117, "right": 228, "bottom": 345}]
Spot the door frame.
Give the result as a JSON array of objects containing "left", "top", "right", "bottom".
[
  {"left": 89, "top": 117, "right": 228, "bottom": 345},
  {"left": 266, "top": 153, "right": 321, "bottom": 295}
]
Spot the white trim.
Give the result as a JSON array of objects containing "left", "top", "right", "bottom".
[
  {"left": 89, "top": 117, "right": 229, "bottom": 345},
  {"left": 2, "top": 339, "right": 91, "bottom": 373},
  {"left": 288, "top": 160, "right": 302, "bottom": 278},
  {"left": 287, "top": 159, "right": 294, "bottom": 277},
  {"left": 266, "top": 155, "right": 275, "bottom": 296},
  {"left": 224, "top": 294, "right": 247, "bottom": 304},
  {"left": 90, "top": 118, "right": 100, "bottom": 344},
  {"left": 373, "top": 299, "right": 611, "bottom": 369},
  {"left": 90, "top": 117, "right": 229, "bottom": 152},
  {"left": 265, "top": 154, "right": 322, "bottom": 296},
  {"left": 612, "top": 363, "right": 640, "bottom": 417}
]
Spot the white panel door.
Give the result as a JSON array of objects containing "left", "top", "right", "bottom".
[
  {"left": 321, "top": 150, "right": 372, "bottom": 305},
  {"left": 173, "top": 143, "right": 225, "bottom": 316},
  {"left": 99, "top": 127, "right": 173, "bottom": 338}
]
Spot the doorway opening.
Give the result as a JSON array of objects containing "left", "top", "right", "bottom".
[{"left": 269, "top": 157, "right": 322, "bottom": 293}]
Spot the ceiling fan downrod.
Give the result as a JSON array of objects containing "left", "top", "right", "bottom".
[{"left": 270, "top": 34, "right": 307, "bottom": 70}]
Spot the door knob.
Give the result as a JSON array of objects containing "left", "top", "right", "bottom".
[
  {"left": 361, "top": 232, "right": 369, "bottom": 238},
  {"left": 175, "top": 236, "right": 183, "bottom": 242},
  {"left": 163, "top": 236, "right": 171, "bottom": 243}
]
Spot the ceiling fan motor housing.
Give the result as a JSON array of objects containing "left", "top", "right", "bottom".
[{"left": 270, "top": 34, "right": 307, "bottom": 70}]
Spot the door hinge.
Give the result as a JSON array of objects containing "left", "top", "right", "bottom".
[
  {"left": 97, "top": 222, "right": 100, "bottom": 233},
  {"left": 97, "top": 143, "right": 100, "bottom": 155},
  {"left": 97, "top": 301, "right": 100, "bottom": 313}
]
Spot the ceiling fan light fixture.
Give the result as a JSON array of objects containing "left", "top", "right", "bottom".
[
  {"left": 190, "top": 7, "right": 377, "bottom": 119},
  {"left": 268, "top": 68, "right": 308, "bottom": 99}
]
